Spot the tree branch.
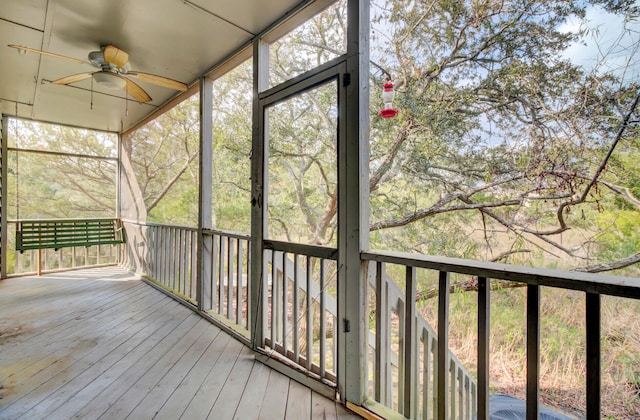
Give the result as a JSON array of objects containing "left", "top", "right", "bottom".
[
  {"left": 574, "top": 252, "right": 640, "bottom": 273},
  {"left": 555, "top": 89, "right": 640, "bottom": 228},
  {"left": 369, "top": 121, "right": 414, "bottom": 193},
  {"left": 146, "top": 152, "right": 197, "bottom": 213}
]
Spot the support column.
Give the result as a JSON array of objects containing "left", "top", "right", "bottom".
[
  {"left": 116, "top": 133, "right": 122, "bottom": 219},
  {"left": 118, "top": 132, "right": 147, "bottom": 272},
  {"left": 115, "top": 132, "right": 122, "bottom": 265},
  {"left": 337, "top": 0, "right": 370, "bottom": 405},
  {"left": 249, "top": 39, "right": 270, "bottom": 349},
  {"left": 1, "top": 116, "right": 7, "bottom": 279},
  {"left": 198, "top": 77, "right": 213, "bottom": 311}
]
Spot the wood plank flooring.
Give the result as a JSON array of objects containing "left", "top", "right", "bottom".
[{"left": 0, "top": 268, "right": 360, "bottom": 420}]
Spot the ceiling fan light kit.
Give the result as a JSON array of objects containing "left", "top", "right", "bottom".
[{"left": 93, "top": 71, "right": 127, "bottom": 90}]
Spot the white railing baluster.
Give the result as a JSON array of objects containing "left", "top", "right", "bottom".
[
  {"left": 192, "top": 231, "right": 197, "bottom": 300},
  {"left": 227, "top": 236, "right": 234, "bottom": 320},
  {"left": 270, "top": 249, "right": 277, "bottom": 350},
  {"left": 282, "top": 251, "right": 288, "bottom": 355},
  {"left": 422, "top": 328, "right": 430, "bottom": 420},
  {"left": 293, "top": 254, "right": 300, "bottom": 363},
  {"left": 458, "top": 366, "right": 463, "bottom": 419},
  {"left": 450, "top": 359, "right": 457, "bottom": 419},
  {"left": 306, "top": 255, "right": 313, "bottom": 370},
  {"left": 319, "top": 258, "right": 326, "bottom": 378},
  {"left": 236, "top": 238, "right": 243, "bottom": 325},
  {"left": 219, "top": 236, "right": 226, "bottom": 315},
  {"left": 178, "top": 228, "right": 184, "bottom": 294},
  {"left": 211, "top": 234, "right": 218, "bottom": 312}
]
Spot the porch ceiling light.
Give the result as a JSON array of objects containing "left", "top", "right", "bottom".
[
  {"left": 379, "top": 81, "right": 399, "bottom": 118},
  {"left": 92, "top": 71, "right": 127, "bottom": 90}
]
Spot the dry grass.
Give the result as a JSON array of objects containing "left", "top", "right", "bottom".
[{"left": 420, "top": 285, "right": 640, "bottom": 418}]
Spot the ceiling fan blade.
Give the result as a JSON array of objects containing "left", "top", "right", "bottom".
[
  {"left": 8, "top": 44, "right": 89, "bottom": 64},
  {"left": 124, "top": 77, "right": 152, "bottom": 103},
  {"left": 127, "top": 72, "right": 188, "bottom": 91},
  {"left": 51, "top": 72, "right": 93, "bottom": 85},
  {"left": 103, "top": 45, "right": 129, "bottom": 68}
]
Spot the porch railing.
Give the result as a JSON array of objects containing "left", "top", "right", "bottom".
[
  {"left": 262, "top": 240, "right": 340, "bottom": 385},
  {"left": 365, "top": 259, "right": 477, "bottom": 419},
  {"left": 120, "top": 220, "right": 252, "bottom": 336},
  {"left": 362, "top": 250, "right": 640, "bottom": 420},
  {"left": 262, "top": 240, "right": 476, "bottom": 416},
  {"left": 121, "top": 220, "right": 198, "bottom": 303},
  {"left": 201, "top": 229, "right": 251, "bottom": 333},
  {"left": 119, "top": 221, "right": 640, "bottom": 419}
]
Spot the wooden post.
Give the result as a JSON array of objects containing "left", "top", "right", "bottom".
[
  {"left": 586, "top": 293, "right": 601, "bottom": 419},
  {"left": 0, "top": 116, "right": 7, "bottom": 279},
  {"left": 37, "top": 248, "right": 42, "bottom": 276},
  {"left": 478, "top": 277, "right": 490, "bottom": 420},
  {"left": 526, "top": 284, "right": 540, "bottom": 420},
  {"left": 404, "top": 266, "right": 417, "bottom": 418},
  {"left": 437, "top": 271, "right": 450, "bottom": 419},
  {"left": 337, "top": 0, "right": 370, "bottom": 405},
  {"left": 197, "top": 77, "right": 213, "bottom": 311},
  {"left": 249, "top": 38, "right": 269, "bottom": 350}
]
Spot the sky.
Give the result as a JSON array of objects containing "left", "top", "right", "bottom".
[{"left": 560, "top": 5, "right": 640, "bottom": 84}]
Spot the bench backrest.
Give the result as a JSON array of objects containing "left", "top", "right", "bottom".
[{"left": 16, "top": 218, "right": 126, "bottom": 252}]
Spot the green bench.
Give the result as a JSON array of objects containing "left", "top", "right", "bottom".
[{"left": 16, "top": 218, "right": 127, "bottom": 252}]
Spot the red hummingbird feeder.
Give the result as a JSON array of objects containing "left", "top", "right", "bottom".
[{"left": 378, "top": 80, "right": 399, "bottom": 118}]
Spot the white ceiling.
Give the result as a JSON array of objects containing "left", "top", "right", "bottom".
[{"left": 0, "top": 0, "right": 314, "bottom": 132}]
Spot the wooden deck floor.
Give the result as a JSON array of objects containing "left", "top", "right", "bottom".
[{"left": 0, "top": 267, "right": 360, "bottom": 420}]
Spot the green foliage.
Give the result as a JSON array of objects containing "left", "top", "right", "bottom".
[
  {"left": 364, "top": 0, "right": 640, "bottom": 273},
  {"left": 7, "top": 119, "right": 117, "bottom": 219},
  {"left": 127, "top": 94, "right": 200, "bottom": 226},
  {"left": 210, "top": 59, "right": 252, "bottom": 233},
  {"left": 267, "top": 84, "right": 338, "bottom": 245},
  {"left": 269, "top": 2, "right": 346, "bottom": 86},
  {"left": 595, "top": 210, "right": 640, "bottom": 260}
]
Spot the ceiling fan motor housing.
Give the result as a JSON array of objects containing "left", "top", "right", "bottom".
[{"left": 88, "top": 51, "right": 105, "bottom": 68}]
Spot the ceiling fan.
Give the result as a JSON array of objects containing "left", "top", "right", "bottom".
[{"left": 8, "top": 44, "right": 188, "bottom": 103}]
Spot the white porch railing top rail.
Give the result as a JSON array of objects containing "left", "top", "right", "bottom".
[
  {"left": 121, "top": 218, "right": 253, "bottom": 240},
  {"left": 121, "top": 218, "right": 197, "bottom": 231}
]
